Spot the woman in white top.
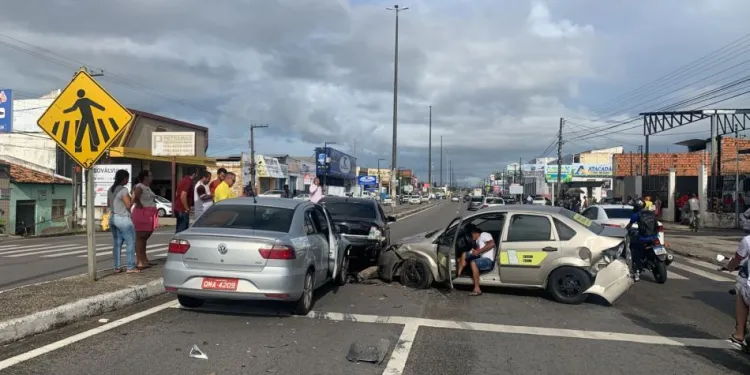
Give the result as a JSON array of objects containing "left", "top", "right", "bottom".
[
  {"left": 194, "top": 170, "right": 213, "bottom": 219},
  {"left": 309, "top": 177, "right": 324, "bottom": 203}
]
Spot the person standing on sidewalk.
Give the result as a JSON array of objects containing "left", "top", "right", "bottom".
[
  {"left": 282, "top": 184, "right": 292, "bottom": 198},
  {"left": 214, "top": 172, "right": 237, "bottom": 203},
  {"left": 174, "top": 170, "right": 197, "bottom": 233},
  {"left": 194, "top": 170, "right": 213, "bottom": 219},
  {"left": 310, "top": 177, "right": 324, "bottom": 203},
  {"left": 132, "top": 170, "right": 158, "bottom": 269},
  {"left": 107, "top": 169, "right": 139, "bottom": 273},
  {"left": 209, "top": 168, "right": 227, "bottom": 195}
]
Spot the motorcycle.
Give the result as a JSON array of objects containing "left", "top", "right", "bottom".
[{"left": 626, "top": 229, "right": 674, "bottom": 283}]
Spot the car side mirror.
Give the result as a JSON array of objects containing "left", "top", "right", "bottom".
[{"left": 387, "top": 216, "right": 397, "bottom": 222}]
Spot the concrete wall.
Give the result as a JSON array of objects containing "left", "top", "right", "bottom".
[
  {"left": 10, "top": 183, "right": 71, "bottom": 234},
  {"left": 0, "top": 134, "right": 57, "bottom": 170}
]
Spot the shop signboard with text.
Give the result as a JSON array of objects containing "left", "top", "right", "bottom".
[
  {"left": 544, "top": 165, "right": 574, "bottom": 182},
  {"left": 82, "top": 164, "right": 132, "bottom": 207},
  {"left": 315, "top": 147, "right": 357, "bottom": 180},
  {"left": 256, "top": 155, "right": 286, "bottom": 178},
  {"left": 545, "top": 163, "right": 612, "bottom": 182}
]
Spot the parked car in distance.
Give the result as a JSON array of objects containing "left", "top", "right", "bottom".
[
  {"left": 409, "top": 195, "right": 422, "bottom": 205},
  {"left": 483, "top": 197, "right": 505, "bottom": 208},
  {"left": 163, "top": 197, "right": 350, "bottom": 315},
  {"left": 451, "top": 196, "right": 460, "bottom": 202},
  {"left": 319, "top": 196, "right": 395, "bottom": 263},
  {"left": 262, "top": 190, "right": 284, "bottom": 198},
  {"left": 468, "top": 196, "right": 484, "bottom": 210},
  {"left": 421, "top": 195, "right": 430, "bottom": 203},
  {"left": 155, "top": 195, "right": 173, "bottom": 217},
  {"left": 294, "top": 193, "right": 310, "bottom": 200},
  {"left": 400, "top": 195, "right": 411, "bottom": 204},
  {"left": 382, "top": 196, "right": 393, "bottom": 206},
  {"left": 583, "top": 204, "right": 665, "bottom": 245}
]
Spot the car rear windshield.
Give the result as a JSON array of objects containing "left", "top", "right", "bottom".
[
  {"left": 471, "top": 196, "right": 484, "bottom": 202},
  {"left": 604, "top": 208, "right": 633, "bottom": 219},
  {"left": 321, "top": 201, "right": 377, "bottom": 219},
  {"left": 557, "top": 208, "right": 604, "bottom": 234},
  {"left": 193, "top": 205, "right": 294, "bottom": 232}
]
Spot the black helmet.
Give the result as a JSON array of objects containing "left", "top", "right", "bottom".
[{"left": 632, "top": 198, "right": 645, "bottom": 212}]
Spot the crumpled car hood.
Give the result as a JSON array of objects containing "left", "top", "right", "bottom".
[{"left": 391, "top": 229, "right": 443, "bottom": 253}]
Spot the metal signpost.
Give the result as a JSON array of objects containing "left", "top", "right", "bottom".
[{"left": 36, "top": 69, "right": 134, "bottom": 281}]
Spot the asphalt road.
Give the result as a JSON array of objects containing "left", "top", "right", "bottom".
[
  {"left": 0, "top": 202, "right": 428, "bottom": 291},
  {"left": 2, "top": 201, "right": 749, "bottom": 374}
]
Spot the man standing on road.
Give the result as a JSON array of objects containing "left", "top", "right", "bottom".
[
  {"left": 688, "top": 193, "right": 700, "bottom": 225},
  {"left": 456, "top": 224, "right": 495, "bottom": 296},
  {"left": 193, "top": 171, "right": 213, "bottom": 220},
  {"left": 281, "top": 184, "right": 293, "bottom": 198},
  {"left": 719, "top": 231, "right": 750, "bottom": 348},
  {"left": 214, "top": 172, "right": 237, "bottom": 203},
  {"left": 173, "top": 170, "right": 197, "bottom": 233}
]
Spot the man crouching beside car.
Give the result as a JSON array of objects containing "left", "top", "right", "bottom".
[{"left": 456, "top": 224, "right": 495, "bottom": 297}]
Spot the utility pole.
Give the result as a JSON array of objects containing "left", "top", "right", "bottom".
[
  {"left": 428, "top": 105, "right": 432, "bottom": 193},
  {"left": 557, "top": 117, "right": 564, "bottom": 199},
  {"left": 387, "top": 4, "right": 408, "bottom": 199},
  {"left": 440, "top": 135, "right": 443, "bottom": 187},
  {"left": 449, "top": 159, "right": 452, "bottom": 190},
  {"left": 250, "top": 124, "right": 268, "bottom": 196}
]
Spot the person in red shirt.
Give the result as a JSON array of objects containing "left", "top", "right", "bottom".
[
  {"left": 173, "top": 170, "right": 197, "bottom": 233},
  {"left": 209, "top": 168, "right": 227, "bottom": 195}
]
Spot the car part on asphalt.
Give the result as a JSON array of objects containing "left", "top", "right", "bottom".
[
  {"left": 345, "top": 339, "right": 391, "bottom": 364},
  {"left": 189, "top": 344, "right": 208, "bottom": 359}
]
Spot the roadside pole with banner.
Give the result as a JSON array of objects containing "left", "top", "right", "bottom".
[{"left": 36, "top": 68, "right": 134, "bottom": 281}]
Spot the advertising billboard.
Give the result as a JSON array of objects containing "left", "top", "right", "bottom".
[
  {"left": 399, "top": 169, "right": 412, "bottom": 178},
  {"left": 315, "top": 147, "right": 357, "bottom": 180},
  {"left": 357, "top": 175, "right": 378, "bottom": 185},
  {"left": 0, "top": 89, "right": 12, "bottom": 133},
  {"left": 545, "top": 163, "right": 613, "bottom": 182}
]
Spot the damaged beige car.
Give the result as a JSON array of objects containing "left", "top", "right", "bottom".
[{"left": 377, "top": 205, "right": 633, "bottom": 305}]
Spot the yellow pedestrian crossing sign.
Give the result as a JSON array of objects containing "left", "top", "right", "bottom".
[{"left": 37, "top": 70, "right": 133, "bottom": 169}]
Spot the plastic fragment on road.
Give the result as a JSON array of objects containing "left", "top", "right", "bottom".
[
  {"left": 189, "top": 344, "right": 208, "bottom": 359},
  {"left": 355, "top": 266, "right": 379, "bottom": 282},
  {"left": 345, "top": 339, "right": 391, "bottom": 364},
  {"left": 98, "top": 318, "right": 109, "bottom": 323}
]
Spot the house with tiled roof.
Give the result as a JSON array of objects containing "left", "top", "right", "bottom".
[{"left": 0, "top": 155, "right": 72, "bottom": 236}]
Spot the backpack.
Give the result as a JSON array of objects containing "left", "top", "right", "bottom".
[{"left": 637, "top": 210, "right": 658, "bottom": 238}]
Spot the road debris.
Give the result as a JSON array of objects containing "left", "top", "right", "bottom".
[
  {"left": 189, "top": 344, "right": 208, "bottom": 359},
  {"left": 98, "top": 318, "right": 109, "bottom": 323},
  {"left": 345, "top": 339, "right": 391, "bottom": 364}
]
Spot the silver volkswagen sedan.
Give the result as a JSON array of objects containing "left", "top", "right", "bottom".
[{"left": 163, "top": 197, "right": 351, "bottom": 315}]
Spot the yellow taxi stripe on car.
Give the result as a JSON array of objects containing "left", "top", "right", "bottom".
[{"left": 499, "top": 251, "right": 547, "bottom": 267}]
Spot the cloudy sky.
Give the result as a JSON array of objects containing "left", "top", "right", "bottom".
[{"left": 2, "top": 0, "right": 750, "bottom": 186}]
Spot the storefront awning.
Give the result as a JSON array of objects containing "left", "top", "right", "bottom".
[{"left": 108, "top": 147, "right": 216, "bottom": 167}]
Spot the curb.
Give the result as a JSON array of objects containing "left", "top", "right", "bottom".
[{"left": 0, "top": 278, "right": 165, "bottom": 346}]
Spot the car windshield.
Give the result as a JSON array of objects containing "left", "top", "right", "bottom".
[
  {"left": 557, "top": 208, "right": 604, "bottom": 234},
  {"left": 604, "top": 208, "right": 633, "bottom": 219},
  {"left": 320, "top": 201, "right": 377, "bottom": 219},
  {"left": 471, "top": 196, "right": 484, "bottom": 202},
  {"left": 193, "top": 205, "right": 294, "bottom": 232}
]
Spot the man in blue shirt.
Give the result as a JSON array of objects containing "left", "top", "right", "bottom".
[{"left": 625, "top": 198, "right": 659, "bottom": 281}]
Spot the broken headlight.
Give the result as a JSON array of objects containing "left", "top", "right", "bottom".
[{"left": 601, "top": 241, "right": 625, "bottom": 264}]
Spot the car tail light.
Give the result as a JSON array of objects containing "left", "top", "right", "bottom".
[
  {"left": 258, "top": 245, "right": 296, "bottom": 260},
  {"left": 168, "top": 239, "right": 190, "bottom": 254},
  {"left": 657, "top": 224, "right": 663, "bottom": 233},
  {"left": 482, "top": 204, "right": 488, "bottom": 208}
]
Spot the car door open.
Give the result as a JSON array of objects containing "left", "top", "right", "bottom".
[{"left": 436, "top": 216, "right": 462, "bottom": 289}]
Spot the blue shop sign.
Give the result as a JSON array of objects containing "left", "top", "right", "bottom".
[{"left": 357, "top": 175, "right": 378, "bottom": 185}]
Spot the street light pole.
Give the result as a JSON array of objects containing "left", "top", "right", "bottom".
[
  {"left": 440, "top": 135, "right": 443, "bottom": 187},
  {"left": 387, "top": 4, "right": 408, "bottom": 200},
  {"left": 428, "top": 105, "right": 432, "bottom": 189},
  {"left": 250, "top": 124, "right": 269, "bottom": 196}
]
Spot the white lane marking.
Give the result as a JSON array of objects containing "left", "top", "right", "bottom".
[
  {"left": 394, "top": 203, "right": 444, "bottom": 221},
  {"left": 52, "top": 243, "right": 165, "bottom": 258},
  {"left": 0, "top": 300, "right": 179, "bottom": 371},
  {"left": 0, "top": 243, "right": 68, "bottom": 254},
  {"left": 382, "top": 323, "right": 419, "bottom": 375},
  {"left": 301, "top": 311, "right": 732, "bottom": 350},
  {"left": 2, "top": 245, "right": 83, "bottom": 257},
  {"left": 670, "top": 262, "right": 735, "bottom": 283},
  {"left": 682, "top": 257, "right": 722, "bottom": 271},
  {"left": 667, "top": 272, "right": 688, "bottom": 280},
  {"left": 150, "top": 252, "right": 167, "bottom": 258}
]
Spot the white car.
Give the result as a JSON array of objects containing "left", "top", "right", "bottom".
[
  {"left": 483, "top": 197, "right": 505, "bottom": 208},
  {"left": 294, "top": 194, "right": 310, "bottom": 200},
  {"left": 262, "top": 190, "right": 284, "bottom": 198},
  {"left": 582, "top": 204, "right": 665, "bottom": 245},
  {"left": 408, "top": 195, "right": 421, "bottom": 204},
  {"left": 451, "top": 196, "right": 460, "bottom": 202},
  {"left": 382, "top": 196, "right": 394, "bottom": 206},
  {"left": 155, "top": 196, "right": 173, "bottom": 217},
  {"left": 421, "top": 195, "right": 430, "bottom": 203}
]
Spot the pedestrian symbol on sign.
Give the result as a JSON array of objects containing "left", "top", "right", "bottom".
[{"left": 36, "top": 70, "right": 133, "bottom": 169}]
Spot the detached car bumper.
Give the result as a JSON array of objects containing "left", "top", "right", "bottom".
[
  {"left": 342, "top": 235, "right": 387, "bottom": 259},
  {"left": 584, "top": 259, "right": 633, "bottom": 305}
]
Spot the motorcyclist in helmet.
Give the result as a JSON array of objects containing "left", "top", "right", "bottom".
[{"left": 625, "top": 198, "right": 659, "bottom": 281}]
